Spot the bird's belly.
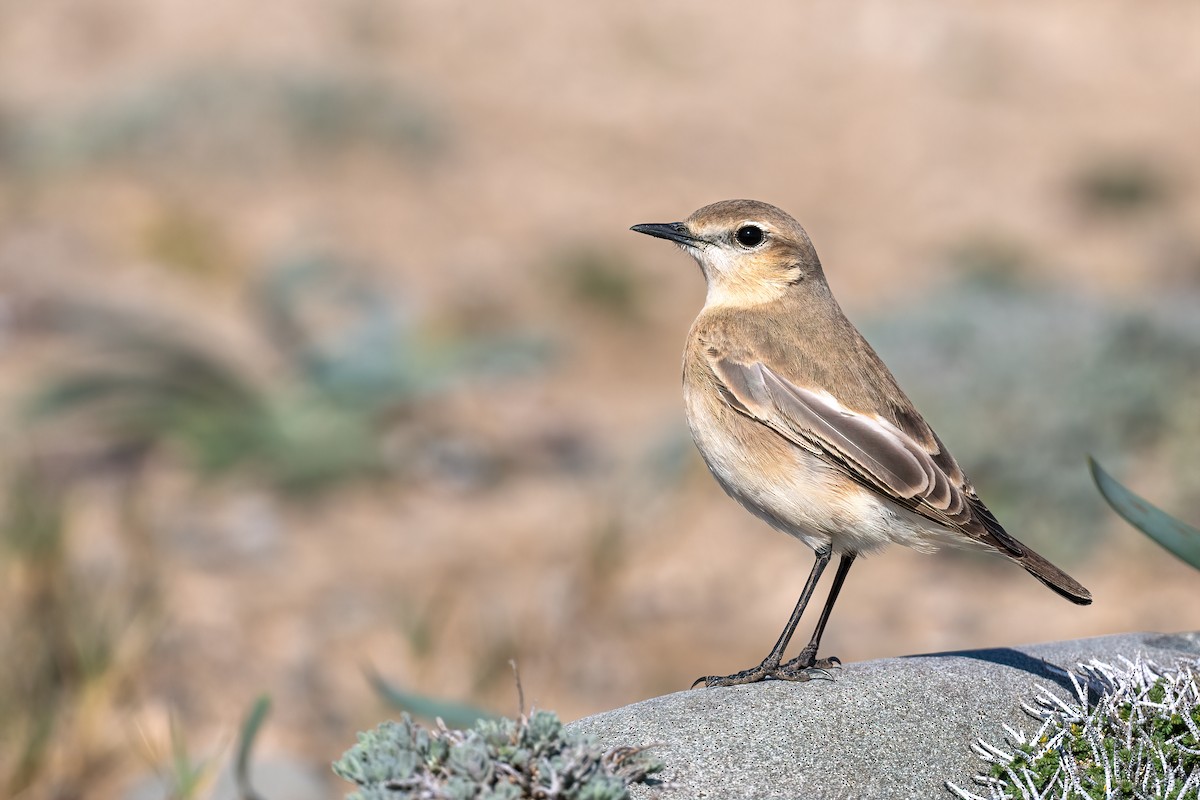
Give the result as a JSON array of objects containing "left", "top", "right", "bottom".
[{"left": 684, "top": 395, "right": 945, "bottom": 555}]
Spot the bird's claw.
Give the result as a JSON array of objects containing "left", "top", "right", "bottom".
[
  {"left": 692, "top": 665, "right": 769, "bottom": 688},
  {"left": 691, "top": 657, "right": 841, "bottom": 688},
  {"left": 775, "top": 664, "right": 836, "bottom": 682},
  {"left": 781, "top": 654, "right": 842, "bottom": 672}
]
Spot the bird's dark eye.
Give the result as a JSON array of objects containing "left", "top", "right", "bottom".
[{"left": 735, "top": 225, "right": 764, "bottom": 248}]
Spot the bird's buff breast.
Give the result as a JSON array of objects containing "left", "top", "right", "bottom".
[{"left": 682, "top": 383, "right": 942, "bottom": 555}]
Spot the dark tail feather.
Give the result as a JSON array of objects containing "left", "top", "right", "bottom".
[
  {"left": 969, "top": 498, "right": 1092, "bottom": 605},
  {"left": 1017, "top": 550, "right": 1092, "bottom": 605}
]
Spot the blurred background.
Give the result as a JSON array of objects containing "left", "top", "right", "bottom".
[{"left": 2, "top": 1, "right": 1200, "bottom": 797}]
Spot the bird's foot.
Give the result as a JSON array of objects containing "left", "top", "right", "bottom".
[
  {"left": 781, "top": 652, "right": 842, "bottom": 672},
  {"left": 692, "top": 658, "right": 838, "bottom": 688}
]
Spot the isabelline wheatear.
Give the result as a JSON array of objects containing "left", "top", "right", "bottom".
[{"left": 632, "top": 199, "right": 1091, "bottom": 687}]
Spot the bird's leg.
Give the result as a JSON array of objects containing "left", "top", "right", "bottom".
[
  {"left": 782, "top": 552, "right": 857, "bottom": 675},
  {"left": 693, "top": 547, "right": 832, "bottom": 688}
]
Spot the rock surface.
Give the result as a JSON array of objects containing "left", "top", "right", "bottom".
[{"left": 567, "top": 632, "right": 1200, "bottom": 800}]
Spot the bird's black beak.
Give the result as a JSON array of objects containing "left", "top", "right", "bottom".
[{"left": 630, "top": 221, "right": 703, "bottom": 247}]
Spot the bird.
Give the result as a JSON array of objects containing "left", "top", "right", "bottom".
[{"left": 630, "top": 199, "right": 1091, "bottom": 688}]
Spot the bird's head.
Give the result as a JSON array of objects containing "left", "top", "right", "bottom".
[{"left": 631, "top": 199, "right": 825, "bottom": 308}]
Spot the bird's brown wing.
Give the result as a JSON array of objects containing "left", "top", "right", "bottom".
[
  {"left": 709, "top": 354, "right": 982, "bottom": 530},
  {"left": 709, "top": 353, "right": 1092, "bottom": 605}
]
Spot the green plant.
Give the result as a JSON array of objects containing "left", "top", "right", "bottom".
[
  {"left": 235, "top": 696, "right": 272, "bottom": 800},
  {"left": 556, "top": 247, "right": 645, "bottom": 321},
  {"left": 1090, "top": 457, "right": 1200, "bottom": 571},
  {"left": 334, "top": 710, "right": 663, "bottom": 800},
  {"left": 0, "top": 460, "right": 158, "bottom": 797},
  {"left": 949, "top": 657, "right": 1200, "bottom": 799},
  {"left": 1072, "top": 157, "right": 1168, "bottom": 217},
  {"left": 366, "top": 669, "right": 495, "bottom": 731},
  {"left": 160, "top": 714, "right": 214, "bottom": 800},
  {"left": 26, "top": 254, "right": 549, "bottom": 495},
  {"left": 3, "top": 68, "right": 442, "bottom": 176}
]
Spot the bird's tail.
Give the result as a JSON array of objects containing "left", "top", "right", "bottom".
[
  {"left": 971, "top": 499, "right": 1092, "bottom": 605},
  {"left": 1014, "top": 549, "right": 1092, "bottom": 605}
]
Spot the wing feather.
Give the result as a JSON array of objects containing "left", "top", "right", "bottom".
[{"left": 710, "top": 355, "right": 975, "bottom": 532}]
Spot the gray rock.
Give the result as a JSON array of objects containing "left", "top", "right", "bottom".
[{"left": 567, "top": 632, "right": 1200, "bottom": 800}]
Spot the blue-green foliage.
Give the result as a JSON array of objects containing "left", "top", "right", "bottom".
[
  {"left": 333, "top": 711, "right": 662, "bottom": 800},
  {"left": 366, "top": 669, "right": 496, "bottom": 731},
  {"left": 1091, "top": 458, "right": 1200, "bottom": 570},
  {"left": 25, "top": 254, "right": 550, "bottom": 494},
  {"left": 235, "top": 696, "right": 272, "bottom": 800},
  {"left": 2, "top": 68, "right": 442, "bottom": 175}
]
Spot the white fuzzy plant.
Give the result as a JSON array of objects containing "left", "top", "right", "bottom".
[{"left": 948, "top": 656, "right": 1200, "bottom": 800}]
